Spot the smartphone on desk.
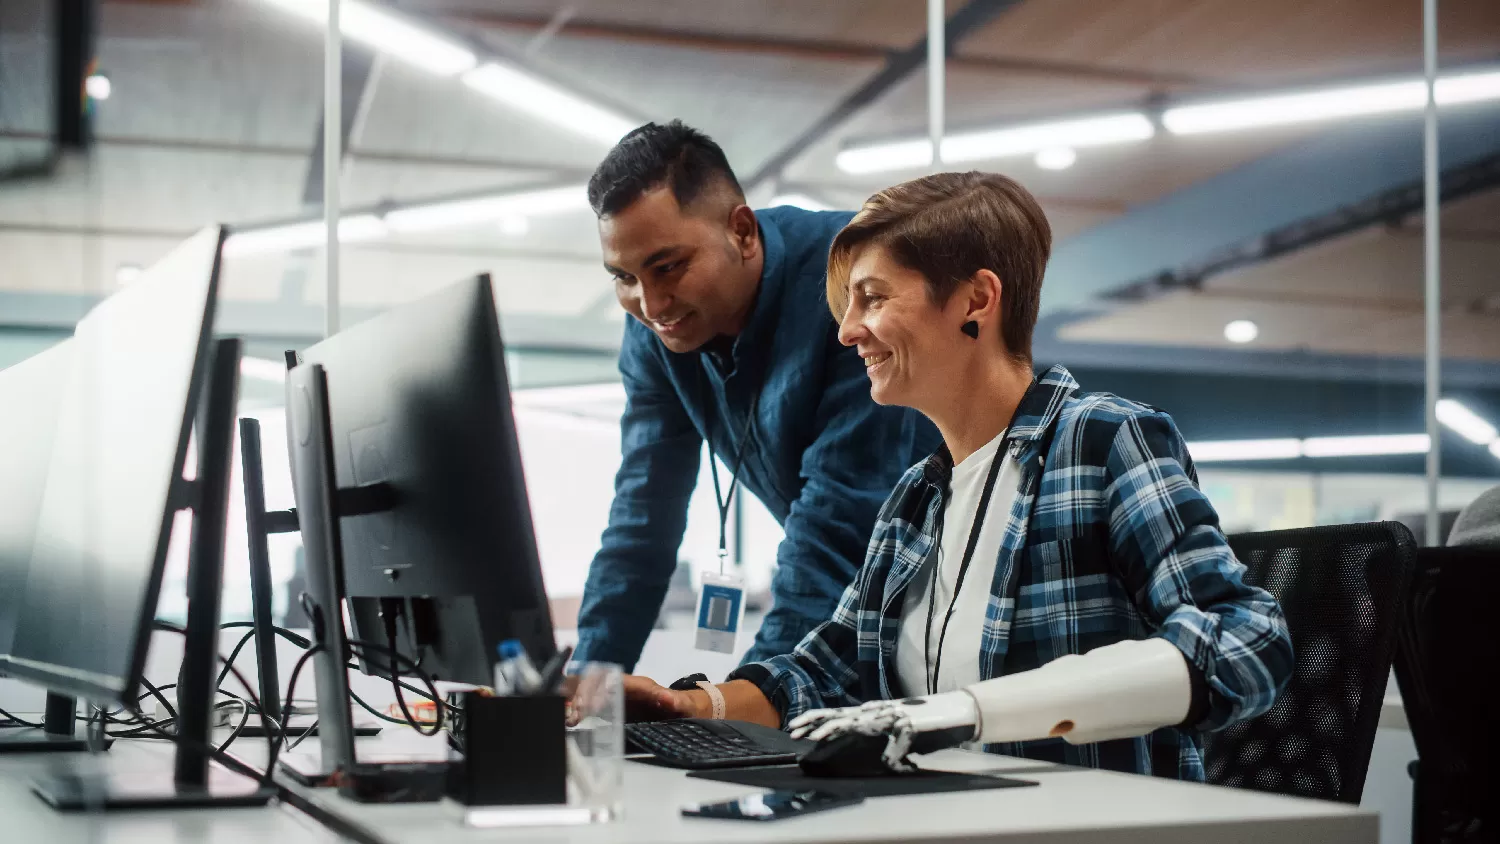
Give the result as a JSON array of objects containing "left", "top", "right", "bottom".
[{"left": 682, "top": 790, "right": 864, "bottom": 821}]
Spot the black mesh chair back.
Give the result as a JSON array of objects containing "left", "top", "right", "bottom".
[
  {"left": 1205, "top": 522, "right": 1416, "bottom": 804},
  {"left": 1394, "top": 546, "right": 1498, "bottom": 844}
]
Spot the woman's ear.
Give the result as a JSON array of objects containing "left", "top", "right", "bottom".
[{"left": 965, "top": 269, "right": 1003, "bottom": 326}]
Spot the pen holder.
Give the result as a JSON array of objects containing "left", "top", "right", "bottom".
[{"left": 446, "top": 691, "right": 568, "bottom": 807}]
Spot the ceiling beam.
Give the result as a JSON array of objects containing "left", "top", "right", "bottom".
[
  {"left": 742, "top": 0, "right": 1029, "bottom": 190},
  {"left": 1103, "top": 151, "right": 1500, "bottom": 305},
  {"left": 1041, "top": 107, "right": 1500, "bottom": 315},
  {"left": 439, "top": 9, "right": 1215, "bottom": 88},
  {"left": 300, "top": 45, "right": 378, "bottom": 206},
  {"left": 0, "top": 130, "right": 591, "bottom": 175}
]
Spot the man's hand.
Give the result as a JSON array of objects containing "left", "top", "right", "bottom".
[{"left": 620, "top": 675, "right": 708, "bottom": 723}]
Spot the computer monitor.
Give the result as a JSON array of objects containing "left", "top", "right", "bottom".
[
  {"left": 0, "top": 339, "right": 74, "bottom": 659},
  {"left": 0, "top": 339, "right": 93, "bottom": 752},
  {"left": 294, "top": 273, "right": 556, "bottom": 685},
  {"left": 2, "top": 228, "right": 221, "bottom": 703},
  {"left": 0, "top": 227, "right": 271, "bottom": 808}
]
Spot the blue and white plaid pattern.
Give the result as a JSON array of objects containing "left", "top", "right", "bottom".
[{"left": 732, "top": 366, "right": 1293, "bottom": 781}]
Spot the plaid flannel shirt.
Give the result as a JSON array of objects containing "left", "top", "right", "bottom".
[{"left": 730, "top": 365, "right": 1293, "bottom": 781}]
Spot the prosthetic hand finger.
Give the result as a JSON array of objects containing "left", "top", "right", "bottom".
[
  {"left": 792, "top": 701, "right": 894, "bottom": 740},
  {"left": 792, "top": 693, "right": 980, "bottom": 745}
]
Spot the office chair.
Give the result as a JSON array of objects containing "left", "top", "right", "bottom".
[
  {"left": 1205, "top": 522, "right": 1416, "bottom": 804},
  {"left": 1394, "top": 546, "right": 1497, "bottom": 844}
]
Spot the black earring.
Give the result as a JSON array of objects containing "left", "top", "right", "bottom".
[{"left": 961, "top": 321, "right": 979, "bottom": 339}]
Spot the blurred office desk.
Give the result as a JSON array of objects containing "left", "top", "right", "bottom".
[
  {"left": 266, "top": 729, "right": 1377, "bottom": 844},
  {"left": 0, "top": 737, "right": 336, "bottom": 844}
]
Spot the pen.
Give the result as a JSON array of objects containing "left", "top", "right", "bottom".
[{"left": 538, "top": 645, "right": 574, "bottom": 695}]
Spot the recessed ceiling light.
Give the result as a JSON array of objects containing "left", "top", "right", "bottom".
[
  {"left": 115, "top": 263, "right": 142, "bottom": 285},
  {"left": 1435, "top": 398, "right": 1498, "bottom": 445},
  {"left": 86, "top": 73, "right": 112, "bottom": 101},
  {"left": 1224, "top": 319, "right": 1259, "bottom": 344},
  {"left": 837, "top": 111, "right": 1153, "bottom": 174},
  {"left": 1034, "top": 147, "right": 1077, "bottom": 170}
]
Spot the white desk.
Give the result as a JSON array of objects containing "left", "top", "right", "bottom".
[
  {"left": 0, "top": 727, "right": 1378, "bottom": 844},
  {"left": 264, "top": 729, "right": 1377, "bottom": 844},
  {"left": 0, "top": 739, "right": 338, "bottom": 844}
]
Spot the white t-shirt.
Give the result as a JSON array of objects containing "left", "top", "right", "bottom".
[{"left": 896, "top": 430, "right": 1022, "bottom": 697}]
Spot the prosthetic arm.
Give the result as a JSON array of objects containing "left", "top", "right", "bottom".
[{"left": 790, "top": 638, "right": 1195, "bottom": 772}]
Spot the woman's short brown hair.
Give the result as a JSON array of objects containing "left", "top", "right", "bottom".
[{"left": 826, "top": 171, "right": 1052, "bottom": 364}]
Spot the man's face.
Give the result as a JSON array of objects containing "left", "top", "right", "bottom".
[{"left": 599, "top": 187, "right": 754, "bottom": 354}]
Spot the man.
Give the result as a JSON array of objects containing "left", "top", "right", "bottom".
[{"left": 572, "top": 121, "right": 938, "bottom": 670}]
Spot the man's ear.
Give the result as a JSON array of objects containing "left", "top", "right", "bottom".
[{"left": 726, "top": 204, "right": 759, "bottom": 261}]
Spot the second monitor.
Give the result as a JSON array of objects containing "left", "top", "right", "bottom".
[{"left": 295, "top": 273, "right": 557, "bottom": 687}]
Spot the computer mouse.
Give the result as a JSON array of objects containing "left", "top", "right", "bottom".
[{"left": 798, "top": 731, "right": 898, "bottom": 778}]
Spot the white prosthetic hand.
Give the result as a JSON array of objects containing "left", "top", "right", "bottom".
[
  {"left": 788, "top": 638, "right": 1194, "bottom": 773},
  {"left": 788, "top": 692, "right": 980, "bottom": 773}
]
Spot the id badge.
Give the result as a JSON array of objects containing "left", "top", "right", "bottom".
[{"left": 694, "top": 571, "right": 745, "bottom": 654}]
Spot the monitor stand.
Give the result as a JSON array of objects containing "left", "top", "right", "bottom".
[
  {"left": 279, "top": 362, "right": 362, "bottom": 786},
  {"left": 0, "top": 692, "right": 111, "bottom": 753},
  {"left": 237, "top": 416, "right": 382, "bottom": 747},
  {"left": 30, "top": 339, "right": 275, "bottom": 810}
]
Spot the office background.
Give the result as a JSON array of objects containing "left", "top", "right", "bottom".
[{"left": 2, "top": 1, "right": 1497, "bottom": 839}]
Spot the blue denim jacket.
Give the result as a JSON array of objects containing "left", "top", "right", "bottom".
[{"left": 573, "top": 206, "right": 940, "bottom": 670}]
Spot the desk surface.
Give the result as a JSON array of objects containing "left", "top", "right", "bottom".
[
  {"left": 0, "top": 739, "right": 338, "bottom": 844},
  {"left": 0, "top": 727, "right": 1377, "bottom": 844},
  {"left": 266, "top": 729, "right": 1377, "bottom": 844}
]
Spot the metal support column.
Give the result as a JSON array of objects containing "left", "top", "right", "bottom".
[
  {"left": 1422, "top": 0, "right": 1441, "bottom": 546},
  {"left": 928, "top": 0, "right": 945, "bottom": 167},
  {"left": 324, "top": 0, "right": 342, "bottom": 337}
]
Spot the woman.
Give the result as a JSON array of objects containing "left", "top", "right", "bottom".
[{"left": 623, "top": 172, "right": 1292, "bottom": 780}]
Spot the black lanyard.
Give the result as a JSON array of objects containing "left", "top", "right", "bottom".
[
  {"left": 923, "top": 444, "right": 1007, "bottom": 695},
  {"left": 703, "top": 356, "right": 762, "bottom": 574}
]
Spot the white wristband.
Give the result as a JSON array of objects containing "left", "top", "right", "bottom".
[{"left": 696, "top": 681, "right": 726, "bottom": 720}]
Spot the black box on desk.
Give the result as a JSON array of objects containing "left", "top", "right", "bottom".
[{"left": 446, "top": 692, "right": 568, "bottom": 806}]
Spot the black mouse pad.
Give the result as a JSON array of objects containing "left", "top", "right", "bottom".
[{"left": 686, "top": 765, "right": 1037, "bottom": 798}]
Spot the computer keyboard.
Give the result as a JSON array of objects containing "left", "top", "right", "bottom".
[{"left": 624, "top": 719, "right": 808, "bottom": 770}]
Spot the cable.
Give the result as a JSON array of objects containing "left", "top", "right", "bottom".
[
  {"left": 0, "top": 705, "right": 44, "bottom": 728},
  {"left": 213, "top": 628, "right": 258, "bottom": 693},
  {"left": 220, "top": 620, "right": 310, "bottom": 649},
  {"left": 285, "top": 718, "right": 319, "bottom": 751},
  {"left": 349, "top": 689, "right": 422, "bottom": 726},
  {"left": 139, "top": 676, "right": 179, "bottom": 724},
  {"left": 381, "top": 618, "right": 440, "bottom": 737},
  {"left": 148, "top": 623, "right": 285, "bottom": 775},
  {"left": 216, "top": 619, "right": 457, "bottom": 719},
  {"left": 105, "top": 700, "right": 244, "bottom": 739},
  {"left": 349, "top": 638, "right": 443, "bottom": 736},
  {"left": 267, "top": 644, "right": 322, "bottom": 777},
  {"left": 219, "top": 699, "right": 252, "bottom": 753}
]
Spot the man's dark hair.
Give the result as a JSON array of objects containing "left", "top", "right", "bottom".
[{"left": 587, "top": 120, "right": 745, "bottom": 217}]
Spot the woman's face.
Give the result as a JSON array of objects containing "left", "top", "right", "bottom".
[{"left": 837, "top": 244, "right": 972, "bottom": 411}]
